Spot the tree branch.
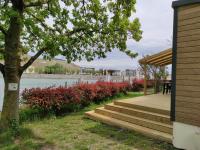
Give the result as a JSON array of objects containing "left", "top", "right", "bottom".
[
  {"left": 27, "top": 11, "right": 57, "bottom": 33},
  {"left": 0, "top": 25, "right": 7, "bottom": 35},
  {"left": 65, "top": 28, "right": 110, "bottom": 37},
  {"left": 25, "top": 0, "right": 48, "bottom": 8},
  {"left": 65, "top": 28, "right": 87, "bottom": 36},
  {"left": 20, "top": 47, "right": 47, "bottom": 74},
  {"left": 0, "top": 63, "right": 5, "bottom": 76}
]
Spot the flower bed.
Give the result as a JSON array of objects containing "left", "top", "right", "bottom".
[
  {"left": 131, "top": 79, "right": 154, "bottom": 91},
  {"left": 21, "top": 82, "right": 131, "bottom": 116}
]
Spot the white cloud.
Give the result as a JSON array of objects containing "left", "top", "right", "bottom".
[{"left": 76, "top": 0, "right": 174, "bottom": 69}]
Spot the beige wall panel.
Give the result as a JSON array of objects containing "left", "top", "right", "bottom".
[
  {"left": 178, "top": 10, "right": 200, "bottom": 21},
  {"left": 176, "top": 90, "right": 200, "bottom": 98},
  {"left": 175, "top": 2, "right": 200, "bottom": 134},
  {"left": 177, "top": 58, "right": 200, "bottom": 64},
  {"left": 177, "top": 40, "right": 200, "bottom": 48},
  {"left": 179, "top": 4, "right": 200, "bottom": 15},
  {"left": 178, "top": 17, "right": 200, "bottom": 26},
  {"left": 176, "top": 64, "right": 200, "bottom": 69},
  {"left": 176, "top": 107, "right": 200, "bottom": 115},
  {"left": 176, "top": 113, "right": 200, "bottom": 126},
  {"left": 178, "top": 28, "right": 200, "bottom": 37},
  {"left": 176, "top": 85, "right": 200, "bottom": 92},
  {"left": 176, "top": 80, "right": 200, "bottom": 86},
  {"left": 176, "top": 96, "right": 200, "bottom": 104},
  {"left": 176, "top": 101, "right": 200, "bottom": 109},
  {"left": 176, "top": 52, "right": 200, "bottom": 58},
  {"left": 176, "top": 74, "right": 200, "bottom": 80},
  {"left": 176, "top": 46, "right": 200, "bottom": 53},
  {"left": 177, "top": 34, "right": 200, "bottom": 42}
]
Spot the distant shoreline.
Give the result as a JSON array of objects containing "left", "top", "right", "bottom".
[
  {"left": 0, "top": 73, "right": 129, "bottom": 81},
  {"left": 0, "top": 73, "right": 102, "bottom": 79}
]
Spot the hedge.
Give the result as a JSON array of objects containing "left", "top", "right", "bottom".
[{"left": 21, "top": 82, "right": 131, "bottom": 115}]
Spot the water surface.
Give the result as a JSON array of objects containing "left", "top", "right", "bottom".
[{"left": 0, "top": 77, "right": 94, "bottom": 111}]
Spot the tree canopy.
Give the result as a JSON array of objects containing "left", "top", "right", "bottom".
[
  {"left": 0, "top": 0, "right": 142, "bottom": 129},
  {"left": 0, "top": 0, "right": 142, "bottom": 71}
]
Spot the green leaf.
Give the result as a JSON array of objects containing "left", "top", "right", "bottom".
[{"left": 0, "top": 0, "right": 142, "bottom": 61}]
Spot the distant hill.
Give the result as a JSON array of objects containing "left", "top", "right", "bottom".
[{"left": 0, "top": 57, "right": 80, "bottom": 74}]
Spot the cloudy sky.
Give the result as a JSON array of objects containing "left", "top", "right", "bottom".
[{"left": 74, "top": 0, "right": 174, "bottom": 70}]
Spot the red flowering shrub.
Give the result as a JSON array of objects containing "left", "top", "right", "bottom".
[
  {"left": 131, "top": 79, "right": 144, "bottom": 91},
  {"left": 74, "top": 83, "right": 97, "bottom": 106},
  {"left": 147, "top": 80, "right": 154, "bottom": 88},
  {"left": 131, "top": 79, "right": 154, "bottom": 91},
  {"left": 21, "top": 82, "right": 131, "bottom": 114},
  {"left": 22, "top": 87, "right": 82, "bottom": 110}
]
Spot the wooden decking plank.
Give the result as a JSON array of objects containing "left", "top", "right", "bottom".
[
  {"left": 85, "top": 111, "right": 172, "bottom": 143},
  {"left": 95, "top": 107, "right": 172, "bottom": 134}
]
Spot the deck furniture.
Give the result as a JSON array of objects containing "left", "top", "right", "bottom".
[{"left": 162, "top": 80, "right": 172, "bottom": 95}]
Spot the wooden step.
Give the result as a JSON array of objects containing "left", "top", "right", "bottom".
[
  {"left": 114, "top": 101, "right": 170, "bottom": 116},
  {"left": 95, "top": 107, "right": 172, "bottom": 134},
  {"left": 105, "top": 103, "right": 171, "bottom": 125},
  {"left": 85, "top": 111, "right": 172, "bottom": 143}
]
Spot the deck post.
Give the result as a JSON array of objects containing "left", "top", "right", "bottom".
[
  {"left": 144, "top": 64, "right": 147, "bottom": 95},
  {"left": 154, "top": 72, "right": 157, "bottom": 94}
]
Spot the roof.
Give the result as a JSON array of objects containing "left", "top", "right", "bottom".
[
  {"left": 139, "top": 48, "right": 172, "bottom": 66},
  {"left": 172, "top": 0, "right": 200, "bottom": 8}
]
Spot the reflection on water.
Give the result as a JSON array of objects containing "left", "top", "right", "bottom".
[{"left": 0, "top": 77, "right": 94, "bottom": 111}]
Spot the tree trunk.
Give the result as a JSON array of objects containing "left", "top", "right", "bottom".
[
  {"left": 0, "top": 10, "right": 22, "bottom": 129},
  {"left": 1, "top": 72, "right": 21, "bottom": 129}
]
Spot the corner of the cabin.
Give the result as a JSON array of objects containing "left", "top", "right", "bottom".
[{"left": 172, "top": 0, "right": 200, "bottom": 149}]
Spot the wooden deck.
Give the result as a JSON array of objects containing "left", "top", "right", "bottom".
[
  {"left": 85, "top": 94, "right": 172, "bottom": 143},
  {"left": 117, "top": 94, "right": 170, "bottom": 111}
]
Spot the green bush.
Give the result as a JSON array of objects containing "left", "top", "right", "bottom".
[
  {"left": 44, "top": 63, "right": 66, "bottom": 74},
  {"left": 19, "top": 108, "right": 55, "bottom": 123}
]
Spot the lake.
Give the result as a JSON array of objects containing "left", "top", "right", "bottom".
[{"left": 0, "top": 77, "right": 96, "bottom": 111}]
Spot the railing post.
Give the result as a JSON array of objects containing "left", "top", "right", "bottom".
[{"left": 144, "top": 64, "right": 147, "bottom": 95}]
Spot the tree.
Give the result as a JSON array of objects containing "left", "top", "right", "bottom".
[
  {"left": 150, "top": 66, "right": 169, "bottom": 93},
  {"left": 0, "top": 0, "right": 142, "bottom": 129},
  {"left": 139, "top": 62, "right": 169, "bottom": 94},
  {"left": 43, "top": 63, "right": 66, "bottom": 74}
]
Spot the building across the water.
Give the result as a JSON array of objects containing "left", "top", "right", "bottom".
[
  {"left": 107, "top": 69, "right": 121, "bottom": 76},
  {"left": 125, "top": 69, "right": 136, "bottom": 76},
  {"left": 80, "top": 67, "right": 95, "bottom": 75}
]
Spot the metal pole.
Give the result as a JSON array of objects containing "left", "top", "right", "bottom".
[{"left": 144, "top": 64, "right": 147, "bottom": 95}]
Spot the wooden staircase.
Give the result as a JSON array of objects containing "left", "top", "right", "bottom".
[{"left": 85, "top": 100, "right": 173, "bottom": 143}]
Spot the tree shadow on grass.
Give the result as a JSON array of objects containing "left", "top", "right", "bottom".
[
  {"left": 84, "top": 120, "right": 178, "bottom": 150},
  {"left": 0, "top": 127, "right": 56, "bottom": 150}
]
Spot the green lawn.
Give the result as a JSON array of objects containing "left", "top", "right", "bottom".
[{"left": 0, "top": 92, "right": 177, "bottom": 150}]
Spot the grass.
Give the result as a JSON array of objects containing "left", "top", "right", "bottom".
[{"left": 0, "top": 92, "right": 178, "bottom": 150}]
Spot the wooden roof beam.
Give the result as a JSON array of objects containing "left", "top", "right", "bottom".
[
  {"left": 151, "top": 57, "right": 172, "bottom": 65},
  {"left": 146, "top": 52, "right": 172, "bottom": 63},
  {"left": 147, "top": 55, "right": 172, "bottom": 64},
  {"left": 139, "top": 48, "right": 172, "bottom": 64},
  {"left": 156, "top": 60, "right": 172, "bottom": 66}
]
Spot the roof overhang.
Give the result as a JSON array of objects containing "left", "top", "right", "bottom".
[
  {"left": 172, "top": 0, "right": 200, "bottom": 8},
  {"left": 139, "top": 48, "right": 172, "bottom": 66}
]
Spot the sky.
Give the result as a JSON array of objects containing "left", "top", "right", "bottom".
[{"left": 74, "top": 0, "right": 174, "bottom": 70}]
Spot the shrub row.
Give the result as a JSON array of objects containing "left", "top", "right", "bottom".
[
  {"left": 131, "top": 79, "right": 154, "bottom": 91},
  {"left": 21, "top": 82, "right": 131, "bottom": 116}
]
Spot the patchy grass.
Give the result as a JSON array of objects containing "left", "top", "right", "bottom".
[{"left": 0, "top": 92, "right": 177, "bottom": 150}]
